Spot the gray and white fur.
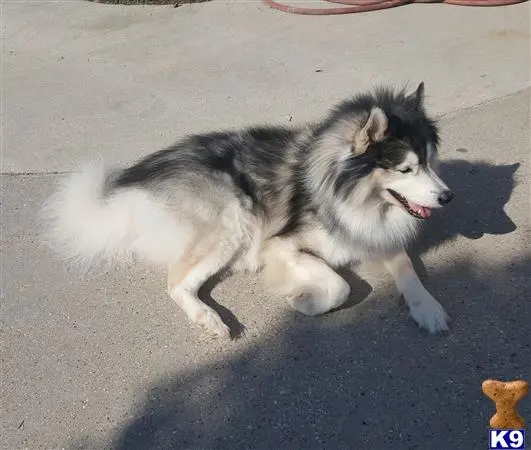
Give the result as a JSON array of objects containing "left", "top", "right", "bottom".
[{"left": 43, "top": 83, "right": 454, "bottom": 338}]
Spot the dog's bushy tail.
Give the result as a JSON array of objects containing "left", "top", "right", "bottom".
[{"left": 41, "top": 161, "right": 193, "bottom": 272}]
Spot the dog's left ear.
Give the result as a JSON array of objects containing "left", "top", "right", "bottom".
[
  {"left": 407, "top": 82, "right": 425, "bottom": 109},
  {"left": 353, "top": 107, "right": 388, "bottom": 155}
]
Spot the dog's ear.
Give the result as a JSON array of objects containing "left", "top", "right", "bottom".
[
  {"left": 407, "top": 82, "right": 425, "bottom": 109},
  {"left": 353, "top": 107, "right": 388, "bottom": 155}
]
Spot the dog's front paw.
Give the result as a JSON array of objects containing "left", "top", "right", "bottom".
[
  {"left": 195, "top": 306, "right": 231, "bottom": 339},
  {"left": 408, "top": 296, "right": 449, "bottom": 333}
]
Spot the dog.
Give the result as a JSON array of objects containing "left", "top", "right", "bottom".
[{"left": 42, "top": 83, "right": 454, "bottom": 338}]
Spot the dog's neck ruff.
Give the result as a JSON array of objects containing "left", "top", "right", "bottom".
[{"left": 316, "top": 193, "right": 422, "bottom": 258}]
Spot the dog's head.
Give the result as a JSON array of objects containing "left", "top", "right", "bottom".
[{"left": 330, "top": 83, "right": 453, "bottom": 220}]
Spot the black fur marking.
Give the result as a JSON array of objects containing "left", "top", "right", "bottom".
[
  {"left": 334, "top": 153, "right": 376, "bottom": 198},
  {"left": 112, "top": 131, "right": 260, "bottom": 205},
  {"left": 112, "top": 127, "right": 300, "bottom": 216},
  {"left": 275, "top": 167, "right": 313, "bottom": 236},
  {"left": 367, "top": 139, "right": 409, "bottom": 169},
  {"left": 320, "top": 85, "right": 440, "bottom": 170}
]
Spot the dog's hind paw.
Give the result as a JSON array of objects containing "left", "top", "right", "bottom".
[{"left": 409, "top": 297, "right": 449, "bottom": 334}]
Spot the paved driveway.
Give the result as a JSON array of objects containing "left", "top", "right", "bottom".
[{"left": 1, "top": 1, "right": 530, "bottom": 449}]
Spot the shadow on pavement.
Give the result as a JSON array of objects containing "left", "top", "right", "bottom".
[
  {"left": 113, "top": 257, "right": 530, "bottom": 450},
  {"left": 416, "top": 158, "right": 519, "bottom": 250}
]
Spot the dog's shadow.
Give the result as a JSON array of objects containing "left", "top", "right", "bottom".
[
  {"left": 420, "top": 157, "right": 519, "bottom": 247},
  {"left": 412, "top": 156, "right": 519, "bottom": 276},
  {"left": 198, "top": 272, "right": 248, "bottom": 340}
]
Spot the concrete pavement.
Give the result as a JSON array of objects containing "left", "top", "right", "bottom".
[
  {"left": 1, "top": 1, "right": 530, "bottom": 449},
  {"left": 3, "top": 1, "right": 530, "bottom": 173}
]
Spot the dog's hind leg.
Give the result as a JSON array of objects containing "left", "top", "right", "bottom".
[
  {"left": 167, "top": 237, "right": 238, "bottom": 339},
  {"left": 262, "top": 238, "right": 350, "bottom": 316},
  {"left": 384, "top": 251, "right": 449, "bottom": 333},
  {"left": 287, "top": 254, "right": 351, "bottom": 316}
]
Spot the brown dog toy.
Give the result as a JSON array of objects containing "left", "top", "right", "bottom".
[{"left": 482, "top": 379, "right": 528, "bottom": 429}]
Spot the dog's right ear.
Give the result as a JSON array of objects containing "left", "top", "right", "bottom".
[{"left": 353, "top": 107, "right": 388, "bottom": 155}]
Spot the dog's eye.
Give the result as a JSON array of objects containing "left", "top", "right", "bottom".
[{"left": 399, "top": 168, "right": 412, "bottom": 174}]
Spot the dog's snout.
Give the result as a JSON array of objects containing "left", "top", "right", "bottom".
[{"left": 438, "top": 190, "right": 454, "bottom": 205}]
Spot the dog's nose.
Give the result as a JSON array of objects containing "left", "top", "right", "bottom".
[{"left": 438, "top": 190, "right": 454, "bottom": 205}]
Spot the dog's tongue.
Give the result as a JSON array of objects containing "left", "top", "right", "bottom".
[{"left": 408, "top": 201, "right": 432, "bottom": 218}]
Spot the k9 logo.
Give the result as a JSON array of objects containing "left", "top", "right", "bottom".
[{"left": 489, "top": 430, "right": 525, "bottom": 449}]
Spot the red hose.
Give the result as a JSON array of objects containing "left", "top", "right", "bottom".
[{"left": 263, "top": 0, "right": 528, "bottom": 15}]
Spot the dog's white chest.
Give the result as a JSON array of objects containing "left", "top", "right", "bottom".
[
  {"left": 296, "top": 226, "right": 366, "bottom": 266},
  {"left": 298, "top": 209, "right": 419, "bottom": 267}
]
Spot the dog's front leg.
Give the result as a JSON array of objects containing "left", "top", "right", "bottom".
[{"left": 384, "top": 251, "right": 449, "bottom": 333}]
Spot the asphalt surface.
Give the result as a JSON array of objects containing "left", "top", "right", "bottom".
[{"left": 1, "top": 1, "right": 530, "bottom": 449}]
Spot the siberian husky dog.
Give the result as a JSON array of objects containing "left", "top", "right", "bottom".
[{"left": 43, "top": 83, "right": 454, "bottom": 338}]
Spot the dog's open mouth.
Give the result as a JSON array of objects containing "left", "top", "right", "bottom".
[{"left": 387, "top": 189, "right": 432, "bottom": 219}]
